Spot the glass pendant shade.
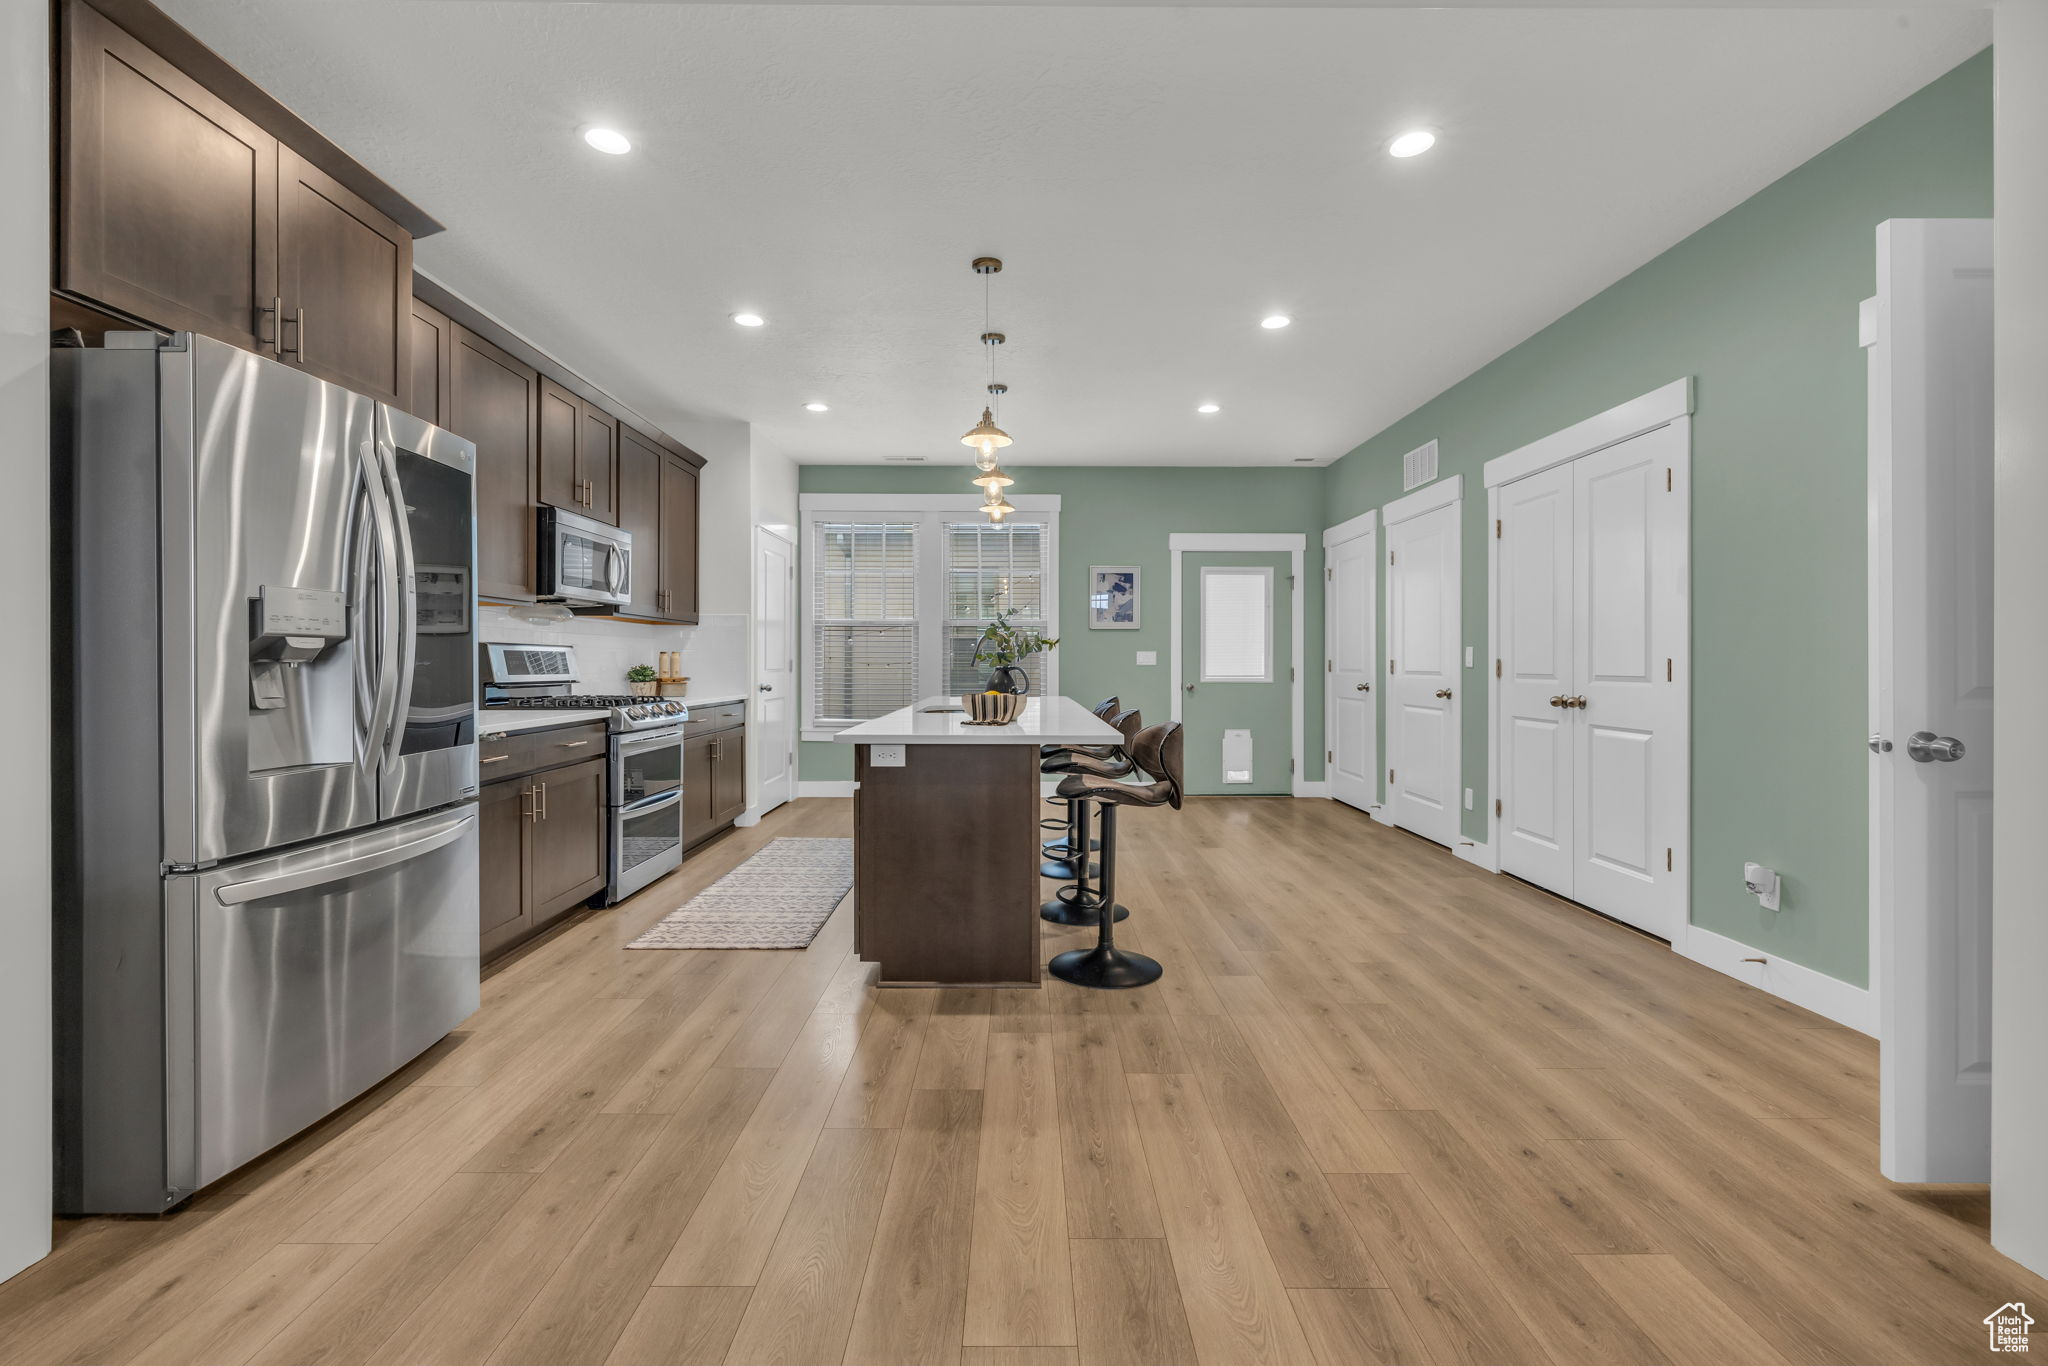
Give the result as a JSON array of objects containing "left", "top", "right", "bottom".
[
  {"left": 971, "top": 466, "right": 1014, "bottom": 490},
  {"left": 982, "top": 491, "right": 1016, "bottom": 521}
]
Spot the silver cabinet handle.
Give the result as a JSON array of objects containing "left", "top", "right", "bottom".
[
  {"left": 557, "top": 739, "right": 592, "bottom": 749},
  {"left": 1906, "top": 731, "right": 1966, "bottom": 763},
  {"left": 480, "top": 753, "right": 511, "bottom": 764},
  {"left": 282, "top": 308, "right": 307, "bottom": 359}
]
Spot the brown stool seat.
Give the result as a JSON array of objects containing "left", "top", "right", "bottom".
[{"left": 1040, "top": 709, "right": 1140, "bottom": 905}]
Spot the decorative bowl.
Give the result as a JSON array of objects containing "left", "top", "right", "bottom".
[{"left": 962, "top": 692, "right": 1027, "bottom": 725}]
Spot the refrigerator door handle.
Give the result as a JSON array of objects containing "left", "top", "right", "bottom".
[
  {"left": 359, "top": 441, "right": 403, "bottom": 770},
  {"left": 371, "top": 433, "right": 417, "bottom": 774},
  {"left": 349, "top": 466, "right": 385, "bottom": 761},
  {"left": 212, "top": 811, "right": 476, "bottom": 905}
]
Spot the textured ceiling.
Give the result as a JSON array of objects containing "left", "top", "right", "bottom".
[{"left": 162, "top": 2, "right": 1987, "bottom": 465}]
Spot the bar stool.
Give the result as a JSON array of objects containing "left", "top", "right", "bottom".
[
  {"left": 1039, "top": 708, "right": 1142, "bottom": 926},
  {"left": 1040, "top": 696, "right": 1119, "bottom": 864},
  {"left": 1048, "top": 721, "right": 1183, "bottom": 990}
]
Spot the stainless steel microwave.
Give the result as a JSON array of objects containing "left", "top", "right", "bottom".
[{"left": 537, "top": 504, "right": 632, "bottom": 609}]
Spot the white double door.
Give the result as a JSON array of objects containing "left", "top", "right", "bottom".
[{"left": 1497, "top": 423, "right": 1687, "bottom": 941}]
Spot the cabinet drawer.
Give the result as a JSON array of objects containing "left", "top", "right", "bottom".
[
  {"left": 477, "top": 729, "right": 532, "bottom": 776},
  {"left": 477, "top": 720, "right": 606, "bottom": 781},
  {"left": 684, "top": 702, "right": 745, "bottom": 737}
]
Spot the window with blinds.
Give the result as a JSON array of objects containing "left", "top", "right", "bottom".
[
  {"left": 811, "top": 521, "right": 918, "bottom": 724},
  {"left": 944, "top": 521, "right": 1049, "bottom": 694},
  {"left": 1200, "top": 565, "right": 1273, "bottom": 682}
]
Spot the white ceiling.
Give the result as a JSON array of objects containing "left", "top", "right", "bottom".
[{"left": 162, "top": 2, "right": 1988, "bottom": 466}]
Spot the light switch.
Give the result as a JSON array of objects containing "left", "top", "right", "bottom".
[
  {"left": 1464, "top": 787, "right": 1474, "bottom": 810},
  {"left": 1464, "top": 645, "right": 1474, "bottom": 668},
  {"left": 869, "top": 744, "right": 906, "bottom": 767},
  {"left": 1136, "top": 651, "right": 1158, "bottom": 666}
]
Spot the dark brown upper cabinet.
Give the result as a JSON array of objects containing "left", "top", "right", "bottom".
[
  {"left": 276, "top": 146, "right": 411, "bottom": 404},
  {"left": 448, "top": 325, "right": 540, "bottom": 603},
  {"left": 407, "top": 296, "right": 452, "bottom": 425},
  {"left": 58, "top": 1, "right": 431, "bottom": 402},
  {"left": 59, "top": 1, "right": 277, "bottom": 354},
  {"left": 537, "top": 377, "right": 619, "bottom": 525},
  {"left": 616, "top": 425, "right": 664, "bottom": 619},
  {"left": 659, "top": 451, "right": 701, "bottom": 623}
]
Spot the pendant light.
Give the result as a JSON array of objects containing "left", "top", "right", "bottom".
[{"left": 961, "top": 257, "right": 1015, "bottom": 518}]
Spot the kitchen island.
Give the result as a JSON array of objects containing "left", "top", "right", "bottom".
[{"left": 834, "top": 696, "right": 1120, "bottom": 987}]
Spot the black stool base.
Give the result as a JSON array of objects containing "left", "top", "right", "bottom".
[
  {"left": 1041, "top": 857, "right": 1100, "bottom": 880},
  {"left": 1041, "top": 835, "right": 1102, "bottom": 856},
  {"left": 1041, "top": 897, "right": 1129, "bottom": 926},
  {"left": 1050, "top": 944, "right": 1163, "bottom": 990}
]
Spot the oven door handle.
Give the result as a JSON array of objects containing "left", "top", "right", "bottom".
[
  {"left": 617, "top": 727, "right": 685, "bottom": 756},
  {"left": 620, "top": 789, "right": 683, "bottom": 817}
]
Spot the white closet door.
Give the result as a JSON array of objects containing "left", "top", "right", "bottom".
[
  {"left": 1497, "top": 464, "right": 1576, "bottom": 894},
  {"left": 1570, "top": 422, "right": 1687, "bottom": 940},
  {"left": 1387, "top": 501, "right": 1460, "bottom": 845},
  {"left": 1326, "top": 528, "right": 1378, "bottom": 813}
]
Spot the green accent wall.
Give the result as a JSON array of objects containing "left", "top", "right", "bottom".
[
  {"left": 796, "top": 467, "right": 1326, "bottom": 785},
  {"left": 1320, "top": 49, "right": 1990, "bottom": 985}
]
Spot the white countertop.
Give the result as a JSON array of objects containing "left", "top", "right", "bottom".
[
  {"left": 479, "top": 708, "right": 610, "bottom": 736},
  {"left": 832, "top": 696, "right": 1119, "bottom": 746},
  {"left": 687, "top": 694, "right": 748, "bottom": 708}
]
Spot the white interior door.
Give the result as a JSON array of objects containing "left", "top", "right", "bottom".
[
  {"left": 753, "top": 526, "right": 797, "bottom": 816},
  {"left": 1497, "top": 464, "right": 1576, "bottom": 894},
  {"left": 1326, "top": 527, "right": 1378, "bottom": 812},
  {"left": 1569, "top": 423, "right": 1688, "bottom": 941},
  {"left": 1387, "top": 500, "right": 1460, "bottom": 845},
  {"left": 1870, "top": 217, "right": 1994, "bottom": 1183}
]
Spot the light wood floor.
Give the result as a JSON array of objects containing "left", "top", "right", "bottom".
[{"left": 4, "top": 796, "right": 2041, "bottom": 1365}]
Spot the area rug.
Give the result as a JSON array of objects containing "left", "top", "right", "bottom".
[{"left": 626, "top": 837, "right": 853, "bottom": 950}]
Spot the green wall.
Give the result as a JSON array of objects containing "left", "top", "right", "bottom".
[
  {"left": 797, "top": 467, "right": 1326, "bottom": 785},
  {"left": 1321, "top": 49, "right": 1991, "bottom": 985},
  {"left": 797, "top": 49, "right": 1990, "bottom": 989}
]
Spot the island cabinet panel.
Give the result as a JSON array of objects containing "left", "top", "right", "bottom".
[
  {"left": 407, "top": 297, "right": 451, "bottom": 424},
  {"left": 659, "top": 451, "right": 701, "bottom": 622},
  {"left": 852, "top": 744, "right": 1039, "bottom": 987},
  {"left": 616, "top": 425, "right": 664, "bottom": 619},
  {"left": 448, "top": 324, "right": 540, "bottom": 602},
  {"left": 59, "top": 0, "right": 277, "bottom": 353},
  {"left": 276, "top": 145, "right": 411, "bottom": 404}
]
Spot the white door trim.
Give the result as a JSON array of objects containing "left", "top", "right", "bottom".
[
  {"left": 1168, "top": 532, "right": 1308, "bottom": 795},
  {"left": 1383, "top": 472, "right": 1464, "bottom": 526},
  {"left": 1384, "top": 496, "right": 1462, "bottom": 844},
  {"left": 1483, "top": 379, "right": 1694, "bottom": 490},
  {"left": 1322, "top": 508, "right": 1378, "bottom": 547},
  {"left": 796, "top": 491, "right": 1062, "bottom": 512},
  {"left": 1485, "top": 401, "right": 1692, "bottom": 942},
  {"left": 1323, "top": 513, "right": 1379, "bottom": 815}
]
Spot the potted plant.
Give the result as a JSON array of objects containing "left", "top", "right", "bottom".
[
  {"left": 973, "top": 611, "right": 1059, "bottom": 696},
  {"left": 626, "top": 664, "right": 658, "bottom": 698}
]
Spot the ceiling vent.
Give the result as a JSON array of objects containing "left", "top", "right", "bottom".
[
  {"left": 884, "top": 456, "right": 927, "bottom": 463},
  {"left": 1402, "top": 439, "right": 1440, "bottom": 491}
]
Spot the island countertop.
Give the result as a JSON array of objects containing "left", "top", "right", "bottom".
[{"left": 832, "top": 695, "right": 1119, "bottom": 746}]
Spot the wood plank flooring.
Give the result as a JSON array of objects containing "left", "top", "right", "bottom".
[{"left": 4, "top": 796, "right": 2043, "bottom": 1365}]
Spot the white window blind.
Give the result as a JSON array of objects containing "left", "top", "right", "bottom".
[
  {"left": 811, "top": 521, "right": 918, "bottom": 724},
  {"left": 944, "top": 521, "right": 1049, "bottom": 694},
  {"left": 1200, "top": 566, "right": 1273, "bottom": 682}
]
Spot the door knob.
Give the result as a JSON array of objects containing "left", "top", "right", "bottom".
[
  {"left": 758, "top": 684, "right": 772, "bottom": 692},
  {"left": 1906, "top": 731, "right": 1965, "bottom": 763},
  {"left": 1571, "top": 696, "right": 1588, "bottom": 709},
  {"left": 1184, "top": 683, "right": 1196, "bottom": 692},
  {"left": 1355, "top": 683, "right": 1369, "bottom": 692},
  {"left": 1435, "top": 688, "right": 1453, "bottom": 700},
  {"left": 1550, "top": 695, "right": 1565, "bottom": 708}
]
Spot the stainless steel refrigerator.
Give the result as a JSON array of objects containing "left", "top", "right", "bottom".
[{"left": 53, "top": 333, "right": 482, "bottom": 1214}]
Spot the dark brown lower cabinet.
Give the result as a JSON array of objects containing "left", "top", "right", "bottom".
[
  {"left": 683, "top": 725, "right": 746, "bottom": 853},
  {"left": 478, "top": 726, "right": 608, "bottom": 960}
]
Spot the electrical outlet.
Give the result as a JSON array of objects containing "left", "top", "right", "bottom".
[
  {"left": 1464, "top": 787, "right": 1474, "bottom": 810},
  {"left": 869, "top": 744, "right": 906, "bottom": 768},
  {"left": 1136, "top": 650, "right": 1157, "bottom": 666}
]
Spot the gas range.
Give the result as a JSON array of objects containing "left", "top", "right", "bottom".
[
  {"left": 479, "top": 644, "right": 688, "bottom": 733},
  {"left": 483, "top": 692, "right": 688, "bottom": 733}
]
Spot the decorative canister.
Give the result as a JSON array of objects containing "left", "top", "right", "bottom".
[{"left": 962, "top": 692, "right": 1027, "bottom": 725}]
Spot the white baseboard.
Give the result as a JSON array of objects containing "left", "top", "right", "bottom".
[
  {"left": 1292, "top": 780, "right": 1328, "bottom": 798},
  {"left": 1452, "top": 838, "right": 1499, "bottom": 873},
  {"left": 796, "top": 780, "right": 856, "bottom": 799},
  {"left": 1678, "top": 923, "right": 1875, "bottom": 1036}
]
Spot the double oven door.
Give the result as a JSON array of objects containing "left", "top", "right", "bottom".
[{"left": 610, "top": 727, "right": 683, "bottom": 901}]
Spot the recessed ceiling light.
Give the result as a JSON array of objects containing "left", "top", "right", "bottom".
[
  {"left": 1387, "top": 128, "right": 1438, "bottom": 159},
  {"left": 1197, "top": 403, "right": 1221, "bottom": 414},
  {"left": 803, "top": 402, "right": 829, "bottom": 413},
  {"left": 582, "top": 127, "right": 631, "bottom": 155},
  {"left": 1260, "top": 315, "right": 1292, "bottom": 330},
  {"left": 731, "top": 313, "right": 765, "bottom": 328}
]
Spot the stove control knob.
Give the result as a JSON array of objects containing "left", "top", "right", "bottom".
[
  {"left": 663, "top": 702, "right": 682, "bottom": 715},
  {"left": 626, "top": 706, "right": 646, "bottom": 720}
]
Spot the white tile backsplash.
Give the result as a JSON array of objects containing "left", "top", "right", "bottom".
[{"left": 480, "top": 607, "right": 749, "bottom": 700}]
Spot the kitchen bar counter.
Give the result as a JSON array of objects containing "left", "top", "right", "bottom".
[{"left": 834, "top": 696, "right": 1119, "bottom": 987}]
